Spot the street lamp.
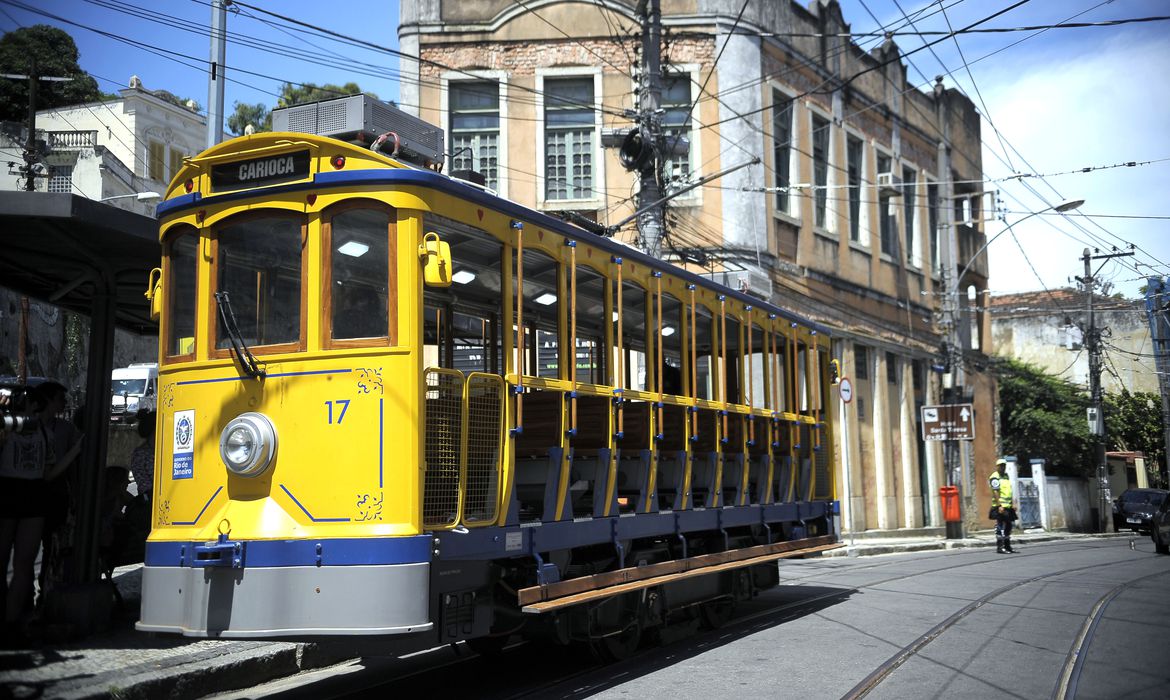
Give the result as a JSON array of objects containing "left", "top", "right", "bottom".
[
  {"left": 953, "top": 198, "right": 1084, "bottom": 290},
  {"left": 939, "top": 197, "right": 1083, "bottom": 537},
  {"left": 99, "top": 191, "right": 160, "bottom": 203}
]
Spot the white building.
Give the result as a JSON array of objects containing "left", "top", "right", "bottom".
[{"left": 1, "top": 76, "right": 204, "bottom": 216}]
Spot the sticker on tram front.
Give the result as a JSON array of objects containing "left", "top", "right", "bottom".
[{"left": 173, "top": 409, "right": 194, "bottom": 480}]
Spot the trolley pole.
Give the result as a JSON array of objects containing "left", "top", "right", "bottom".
[{"left": 636, "top": 0, "right": 665, "bottom": 258}]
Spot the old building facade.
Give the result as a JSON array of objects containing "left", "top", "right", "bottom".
[
  {"left": 990, "top": 289, "right": 1157, "bottom": 395},
  {"left": 399, "top": 0, "right": 995, "bottom": 535}
]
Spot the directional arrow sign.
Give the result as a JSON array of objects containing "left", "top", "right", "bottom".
[{"left": 920, "top": 403, "right": 975, "bottom": 441}]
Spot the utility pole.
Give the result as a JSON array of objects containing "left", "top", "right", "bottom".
[
  {"left": 636, "top": 0, "right": 664, "bottom": 258},
  {"left": 2, "top": 58, "right": 71, "bottom": 191},
  {"left": 1144, "top": 277, "right": 1170, "bottom": 488},
  {"left": 933, "top": 76, "right": 963, "bottom": 536},
  {"left": 1080, "top": 247, "right": 1134, "bottom": 532},
  {"left": 206, "top": 0, "right": 231, "bottom": 149}
]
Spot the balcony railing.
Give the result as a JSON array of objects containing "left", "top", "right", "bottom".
[{"left": 47, "top": 130, "right": 97, "bottom": 150}]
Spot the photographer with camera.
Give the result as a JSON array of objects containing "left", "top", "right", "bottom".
[{"left": 0, "top": 382, "right": 82, "bottom": 643}]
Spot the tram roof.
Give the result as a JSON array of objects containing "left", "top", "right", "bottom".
[
  {"left": 159, "top": 164, "right": 828, "bottom": 335},
  {"left": 0, "top": 191, "right": 159, "bottom": 334}
]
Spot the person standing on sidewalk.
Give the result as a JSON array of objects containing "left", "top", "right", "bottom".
[{"left": 990, "top": 459, "right": 1017, "bottom": 554}]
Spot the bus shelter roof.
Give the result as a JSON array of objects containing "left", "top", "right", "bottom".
[{"left": 0, "top": 191, "right": 159, "bottom": 333}]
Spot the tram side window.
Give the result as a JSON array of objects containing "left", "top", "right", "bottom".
[
  {"left": 574, "top": 264, "right": 606, "bottom": 385},
  {"left": 328, "top": 206, "right": 391, "bottom": 342},
  {"left": 614, "top": 280, "right": 648, "bottom": 391},
  {"left": 773, "top": 331, "right": 788, "bottom": 413},
  {"left": 693, "top": 304, "right": 715, "bottom": 401},
  {"left": 748, "top": 323, "right": 767, "bottom": 409},
  {"left": 518, "top": 248, "right": 559, "bottom": 379},
  {"left": 660, "top": 293, "right": 684, "bottom": 395},
  {"left": 796, "top": 341, "right": 809, "bottom": 412},
  {"left": 724, "top": 313, "right": 741, "bottom": 404},
  {"left": 214, "top": 215, "right": 303, "bottom": 350},
  {"left": 422, "top": 213, "right": 505, "bottom": 373},
  {"left": 164, "top": 225, "right": 197, "bottom": 358}
]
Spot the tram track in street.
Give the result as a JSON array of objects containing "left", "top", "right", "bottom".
[{"left": 839, "top": 550, "right": 1162, "bottom": 699}]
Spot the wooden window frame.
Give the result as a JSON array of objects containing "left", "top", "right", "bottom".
[
  {"left": 208, "top": 210, "right": 308, "bottom": 360},
  {"left": 322, "top": 200, "right": 398, "bottom": 349}
]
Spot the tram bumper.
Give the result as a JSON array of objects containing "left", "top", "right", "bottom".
[{"left": 136, "top": 537, "right": 433, "bottom": 638}]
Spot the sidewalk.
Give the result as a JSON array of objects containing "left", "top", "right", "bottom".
[{"left": 0, "top": 530, "right": 1128, "bottom": 699}]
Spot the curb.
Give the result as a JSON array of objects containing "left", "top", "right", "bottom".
[
  {"left": 46, "top": 641, "right": 350, "bottom": 700},
  {"left": 822, "top": 531, "right": 1127, "bottom": 558}
]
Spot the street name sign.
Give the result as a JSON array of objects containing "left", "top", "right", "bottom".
[{"left": 920, "top": 404, "right": 975, "bottom": 441}]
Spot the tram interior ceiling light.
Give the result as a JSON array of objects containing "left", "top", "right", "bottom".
[
  {"left": 219, "top": 412, "right": 278, "bottom": 477},
  {"left": 535, "top": 292, "right": 557, "bottom": 306},
  {"left": 452, "top": 269, "right": 476, "bottom": 285},
  {"left": 337, "top": 240, "right": 369, "bottom": 258},
  {"left": 661, "top": 326, "right": 676, "bottom": 337}
]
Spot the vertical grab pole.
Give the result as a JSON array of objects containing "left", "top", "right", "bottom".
[
  {"left": 568, "top": 240, "right": 577, "bottom": 436},
  {"left": 512, "top": 220, "right": 524, "bottom": 431},
  {"left": 747, "top": 307, "right": 755, "bottom": 445},
  {"left": 688, "top": 285, "right": 698, "bottom": 439},
  {"left": 655, "top": 273, "right": 663, "bottom": 433},
  {"left": 719, "top": 296, "right": 727, "bottom": 440},
  {"left": 615, "top": 258, "right": 624, "bottom": 436}
]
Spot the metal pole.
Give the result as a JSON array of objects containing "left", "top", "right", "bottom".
[
  {"left": 1084, "top": 248, "right": 1108, "bottom": 532},
  {"left": 23, "top": 58, "right": 38, "bottom": 191},
  {"left": 206, "top": 0, "right": 229, "bottom": 149},
  {"left": 637, "top": 0, "right": 664, "bottom": 258}
]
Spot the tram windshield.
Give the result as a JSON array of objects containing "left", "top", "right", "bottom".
[{"left": 214, "top": 215, "right": 303, "bottom": 350}]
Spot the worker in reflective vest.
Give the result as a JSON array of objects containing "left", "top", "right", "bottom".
[{"left": 990, "top": 459, "right": 1017, "bottom": 553}]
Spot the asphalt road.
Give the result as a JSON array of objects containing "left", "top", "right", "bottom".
[{"left": 227, "top": 536, "right": 1170, "bottom": 700}]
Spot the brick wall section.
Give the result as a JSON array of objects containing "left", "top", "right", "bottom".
[{"left": 421, "top": 36, "right": 714, "bottom": 79}]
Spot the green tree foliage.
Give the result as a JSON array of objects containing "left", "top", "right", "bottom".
[
  {"left": 996, "top": 358, "right": 1094, "bottom": 476},
  {"left": 275, "top": 81, "right": 370, "bottom": 108},
  {"left": 227, "top": 101, "right": 271, "bottom": 136},
  {"left": 225, "top": 83, "right": 378, "bottom": 137},
  {"left": 1105, "top": 388, "right": 1167, "bottom": 487},
  {"left": 0, "top": 25, "right": 103, "bottom": 122}
]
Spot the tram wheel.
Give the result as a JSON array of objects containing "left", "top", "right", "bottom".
[
  {"left": 466, "top": 634, "right": 511, "bottom": 657},
  {"left": 698, "top": 597, "right": 734, "bottom": 630},
  {"left": 591, "top": 618, "right": 642, "bottom": 663}
]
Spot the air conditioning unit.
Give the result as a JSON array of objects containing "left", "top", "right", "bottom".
[
  {"left": 877, "top": 172, "right": 902, "bottom": 195},
  {"left": 272, "top": 94, "right": 443, "bottom": 167}
]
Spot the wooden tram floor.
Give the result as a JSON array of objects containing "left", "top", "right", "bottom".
[{"left": 0, "top": 529, "right": 1127, "bottom": 700}]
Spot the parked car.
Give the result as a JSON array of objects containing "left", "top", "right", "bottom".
[
  {"left": 1148, "top": 491, "right": 1170, "bottom": 556},
  {"left": 1112, "top": 488, "right": 1169, "bottom": 537}
]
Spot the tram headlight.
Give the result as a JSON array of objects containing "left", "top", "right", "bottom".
[{"left": 219, "top": 412, "right": 277, "bottom": 477}]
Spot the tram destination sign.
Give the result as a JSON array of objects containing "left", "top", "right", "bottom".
[
  {"left": 920, "top": 403, "right": 975, "bottom": 441},
  {"left": 211, "top": 149, "right": 311, "bottom": 191}
]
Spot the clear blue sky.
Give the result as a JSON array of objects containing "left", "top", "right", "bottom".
[{"left": 4, "top": 0, "right": 1168, "bottom": 298}]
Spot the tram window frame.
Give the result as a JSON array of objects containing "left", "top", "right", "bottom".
[
  {"left": 323, "top": 201, "right": 396, "bottom": 349},
  {"left": 614, "top": 279, "right": 649, "bottom": 392},
  {"left": 161, "top": 223, "right": 198, "bottom": 363},
  {"left": 574, "top": 262, "right": 607, "bottom": 386},
  {"left": 422, "top": 213, "right": 506, "bottom": 374},
  {"left": 771, "top": 328, "right": 787, "bottom": 413},
  {"left": 748, "top": 322, "right": 767, "bottom": 410},
  {"left": 724, "top": 310, "right": 742, "bottom": 405},
  {"left": 209, "top": 210, "right": 307, "bottom": 358},
  {"left": 659, "top": 292, "right": 684, "bottom": 396},
  {"left": 516, "top": 247, "right": 560, "bottom": 380},
  {"left": 693, "top": 302, "right": 716, "bottom": 401}
]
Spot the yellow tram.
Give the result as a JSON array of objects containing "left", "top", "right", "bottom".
[{"left": 136, "top": 124, "right": 838, "bottom": 652}]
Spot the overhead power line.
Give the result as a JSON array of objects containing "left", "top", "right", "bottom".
[{"left": 753, "top": 14, "right": 1170, "bottom": 37}]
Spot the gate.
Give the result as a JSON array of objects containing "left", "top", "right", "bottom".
[
  {"left": 422, "top": 368, "right": 506, "bottom": 529},
  {"left": 1017, "top": 478, "right": 1041, "bottom": 529}
]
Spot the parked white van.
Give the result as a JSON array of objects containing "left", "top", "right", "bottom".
[{"left": 110, "top": 363, "right": 158, "bottom": 422}]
